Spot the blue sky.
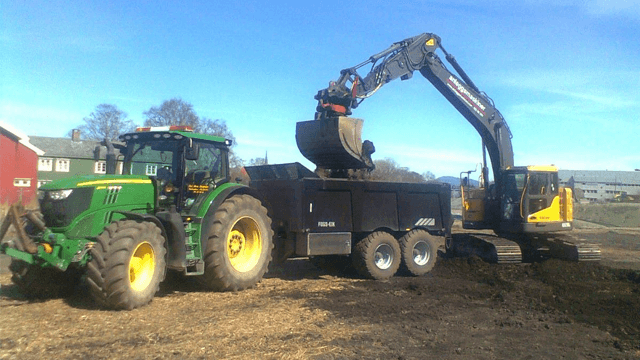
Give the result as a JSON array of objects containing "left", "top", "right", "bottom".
[{"left": 2, "top": 0, "right": 639, "bottom": 178}]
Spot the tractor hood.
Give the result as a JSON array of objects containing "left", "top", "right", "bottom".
[{"left": 38, "top": 174, "right": 157, "bottom": 232}]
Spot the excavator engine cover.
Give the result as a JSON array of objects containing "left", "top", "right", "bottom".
[{"left": 296, "top": 116, "right": 374, "bottom": 170}]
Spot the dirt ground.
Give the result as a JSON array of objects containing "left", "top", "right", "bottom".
[{"left": 1, "top": 205, "right": 639, "bottom": 359}]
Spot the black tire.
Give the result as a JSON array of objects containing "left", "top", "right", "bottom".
[
  {"left": 10, "top": 260, "right": 81, "bottom": 299},
  {"left": 86, "top": 220, "right": 166, "bottom": 310},
  {"left": 199, "top": 194, "right": 273, "bottom": 291},
  {"left": 352, "top": 231, "right": 401, "bottom": 280},
  {"left": 398, "top": 229, "right": 438, "bottom": 276}
]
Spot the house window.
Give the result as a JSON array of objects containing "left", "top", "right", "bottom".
[
  {"left": 95, "top": 161, "right": 107, "bottom": 174},
  {"left": 38, "top": 158, "right": 53, "bottom": 171},
  {"left": 145, "top": 164, "right": 158, "bottom": 176},
  {"left": 55, "top": 159, "right": 70, "bottom": 172},
  {"left": 13, "top": 178, "right": 31, "bottom": 187},
  {"left": 37, "top": 180, "right": 51, "bottom": 188}
]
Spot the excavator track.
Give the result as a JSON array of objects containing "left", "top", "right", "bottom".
[
  {"left": 451, "top": 232, "right": 601, "bottom": 264},
  {"left": 451, "top": 233, "right": 522, "bottom": 264},
  {"left": 535, "top": 234, "right": 602, "bottom": 262}
]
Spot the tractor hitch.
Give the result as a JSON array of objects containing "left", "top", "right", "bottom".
[{"left": 0, "top": 203, "right": 43, "bottom": 254}]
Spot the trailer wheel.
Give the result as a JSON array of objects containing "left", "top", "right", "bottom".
[
  {"left": 398, "top": 230, "right": 438, "bottom": 276},
  {"left": 86, "top": 220, "right": 166, "bottom": 310},
  {"left": 9, "top": 260, "right": 81, "bottom": 298},
  {"left": 199, "top": 194, "right": 273, "bottom": 291},
  {"left": 352, "top": 231, "right": 401, "bottom": 280}
]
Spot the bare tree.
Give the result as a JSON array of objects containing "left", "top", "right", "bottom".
[
  {"left": 369, "top": 158, "right": 431, "bottom": 183},
  {"left": 143, "top": 100, "right": 235, "bottom": 141},
  {"left": 72, "top": 104, "right": 135, "bottom": 141},
  {"left": 143, "top": 98, "right": 199, "bottom": 128},
  {"left": 422, "top": 171, "right": 436, "bottom": 181},
  {"left": 198, "top": 117, "right": 236, "bottom": 144}
]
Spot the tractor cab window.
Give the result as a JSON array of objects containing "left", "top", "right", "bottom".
[
  {"left": 184, "top": 143, "right": 224, "bottom": 184},
  {"left": 183, "top": 142, "right": 227, "bottom": 209},
  {"left": 124, "top": 141, "right": 179, "bottom": 186}
]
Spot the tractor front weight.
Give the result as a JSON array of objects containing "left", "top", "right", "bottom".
[{"left": 1, "top": 227, "right": 94, "bottom": 271}]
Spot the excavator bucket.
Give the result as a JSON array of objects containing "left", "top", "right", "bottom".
[{"left": 296, "top": 116, "right": 374, "bottom": 170}]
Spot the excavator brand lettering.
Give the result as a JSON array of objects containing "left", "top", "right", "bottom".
[{"left": 446, "top": 76, "right": 486, "bottom": 117}]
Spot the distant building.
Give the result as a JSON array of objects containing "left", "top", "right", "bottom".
[
  {"left": 559, "top": 170, "right": 640, "bottom": 202},
  {"left": 29, "top": 130, "right": 123, "bottom": 188},
  {"left": 0, "top": 121, "right": 44, "bottom": 206}
]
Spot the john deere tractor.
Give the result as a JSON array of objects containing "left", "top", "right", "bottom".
[{"left": 0, "top": 126, "right": 273, "bottom": 310}]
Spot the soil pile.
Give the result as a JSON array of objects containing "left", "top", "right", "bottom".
[{"left": 2, "top": 253, "right": 639, "bottom": 359}]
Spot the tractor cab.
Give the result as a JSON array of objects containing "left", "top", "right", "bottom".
[{"left": 120, "top": 126, "right": 232, "bottom": 212}]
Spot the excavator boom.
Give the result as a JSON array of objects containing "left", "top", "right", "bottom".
[{"left": 298, "top": 33, "right": 513, "bottom": 180}]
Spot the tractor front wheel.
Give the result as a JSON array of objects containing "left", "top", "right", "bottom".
[
  {"left": 86, "top": 220, "right": 166, "bottom": 310},
  {"left": 199, "top": 194, "right": 273, "bottom": 291}
]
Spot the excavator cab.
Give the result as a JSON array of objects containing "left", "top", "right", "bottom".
[
  {"left": 461, "top": 165, "right": 573, "bottom": 234},
  {"left": 459, "top": 166, "right": 489, "bottom": 229},
  {"left": 499, "top": 166, "right": 573, "bottom": 233}
]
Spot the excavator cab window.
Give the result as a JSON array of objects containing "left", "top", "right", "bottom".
[
  {"left": 529, "top": 173, "right": 547, "bottom": 195},
  {"left": 526, "top": 172, "right": 558, "bottom": 215},
  {"left": 501, "top": 172, "right": 525, "bottom": 220}
]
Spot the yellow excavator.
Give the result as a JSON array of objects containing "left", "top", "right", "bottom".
[{"left": 296, "top": 33, "right": 600, "bottom": 263}]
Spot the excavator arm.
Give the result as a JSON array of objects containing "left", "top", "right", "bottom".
[
  {"left": 297, "top": 33, "right": 599, "bottom": 262},
  {"left": 309, "top": 33, "right": 513, "bottom": 181}
]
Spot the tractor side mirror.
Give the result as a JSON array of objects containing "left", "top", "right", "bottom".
[{"left": 185, "top": 141, "right": 200, "bottom": 160}]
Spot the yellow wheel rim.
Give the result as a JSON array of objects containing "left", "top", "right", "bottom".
[
  {"left": 227, "top": 216, "right": 262, "bottom": 272},
  {"left": 129, "top": 242, "right": 156, "bottom": 292}
]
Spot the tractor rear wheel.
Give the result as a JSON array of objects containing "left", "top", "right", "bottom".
[
  {"left": 86, "top": 220, "right": 166, "bottom": 310},
  {"left": 352, "top": 231, "right": 401, "bottom": 280},
  {"left": 199, "top": 194, "right": 273, "bottom": 291},
  {"left": 398, "top": 229, "right": 437, "bottom": 276}
]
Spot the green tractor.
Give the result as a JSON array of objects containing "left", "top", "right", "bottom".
[{"left": 0, "top": 126, "right": 273, "bottom": 309}]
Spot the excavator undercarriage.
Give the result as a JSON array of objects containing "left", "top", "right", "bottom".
[{"left": 450, "top": 232, "right": 601, "bottom": 264}]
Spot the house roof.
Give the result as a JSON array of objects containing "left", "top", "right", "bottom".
[
  {"left": 0, "top": 121, "right": 45, "bottom": 156},
  {"left": 29, "top": 136, "right": 123, "bottom": 160}
]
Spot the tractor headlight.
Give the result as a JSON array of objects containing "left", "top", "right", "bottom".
[{"left": 49, "top": 189, "right": 74, "bottom": 201}]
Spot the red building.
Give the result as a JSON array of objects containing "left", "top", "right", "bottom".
[{"left": 0, "top": 122, "right": 44, "bottom": 207}]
